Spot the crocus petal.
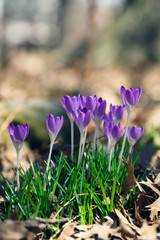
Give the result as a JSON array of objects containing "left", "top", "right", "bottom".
[
  {"left": 134, "top": 87, "right": 142, "bottom": 104},
  {"left": 120, "top": 86, "right": 126, "bottom": 102},
  {"left": 14, "top": 125, "right": 25, "bottom": 142},
  {"left": 98, "top": 100, "right": 106, "bottom": 117},
  {"left": 125, "top": 90, "right": 135, "bottom": 106},
  {"left": 85, "top": 96, "right": 96, "bottom": 112},
  {"left": 112, "top": 125, "right": 120, "bottom": 141},
  {"left": 83, "top": 110, "right": 92, "bottom": 128},
  {"left": 23, "top": 123, "right": 29, "bottom": 140},
  {"left": 62, "top": 96, "right": 73, "bottom": 113},
  {"left": 115, "top": 106, "right": 126, "bottom": 121},
  {"left": 46, "top": 114, "right": 55, "bottom": 133},
  {"left": 9, "top": 122, "right": 15, "bottom": 136}
]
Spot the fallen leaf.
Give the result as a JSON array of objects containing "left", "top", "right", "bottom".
[
  {"left": 57, "top": 222, "right": 77, "bottom": 240},
  {"left": 121, "top": 154, "right": 136, "bottom": 197},
  {"left": 140, "top": 178, "right": 160, "bottom": 196},
  {"left": 115, "top": 209, "right": 137, "bottom": 237},
  {"left": 140, "top": 178, "right": 160, "bottom": 221},
  {"left": 154, "top": 172, "right": 160, "bottom": 185}
]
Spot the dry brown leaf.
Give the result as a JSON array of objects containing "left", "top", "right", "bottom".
[
  {"left": 135, "top": 202, "right": 143, "bottom": 222},
  {"left": 114, "top": 209, "right": 137, "bottom": 237},
  {"left": 57, "top": 222, "right": 77, "bottom": 240},
  {"left": 121, "top": 154, "right": 136, "bottom": 197},
  {"left": 0, "top": 220, "right": 35, "bottom": 240},
  {"left": 74, "top": 223, "right": 111, "bottom": 239},
  {"left": 154, "top": 172, "right": 160, "bottom": 185},
  {"left": 140, "top": 178, "right": 160, "bottom": 196},
  {"left": 139, "top": 178, "right": 160, "bottom": 221},
  {"left": 139, "top": 220, "right": 160, "bottom": 239},
  {"left": 145, "top": 197, "right": 160, "bottom": 221}
]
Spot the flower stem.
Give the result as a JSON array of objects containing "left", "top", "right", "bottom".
[
  {"left": 16, "top": 151, "right": 20, "bottom": 191},
  {"left": 77, "top": 131, "right": 83, "bottom": 168},
  {"left": 129, "top": 145, "right": 133, "bottom": 155},
  {"left": 70, "top": 118, "right": 74, "bottom": 160},
  {"left": 93, "top": 124, "right": 99, "bottom": 150},
  {"left": 77, "top": 127, "right": 88, "bottom": 168},
  {"left": 44, "top": 142, "right": 54, "bottom": 191},
  {"left": 118, "top": 111, "right": 131, "bottom": 172},
  {"left": 108, "top": 147, "right": 114, "bottom": 171},
  {"left": 80, "top": 127, "right": 88, "bottom": 160}
]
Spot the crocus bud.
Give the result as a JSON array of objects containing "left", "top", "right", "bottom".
[
  {"left": 127, "top": 126, "right": 144, "bottom": 149},
  {"left": 120, "top": 86, "right": 142, "bottom": 113},
  {"left": 62, "top": 96, "right": 79, "bottom": 118},
  {"left": 103, "top": 122, "right": 125, "bottom": 150},
  {"left": 110, "top": 104, "right": 126, "bottom": 124},
  {"left": 9, "top": 123, "right": 29, "bottom": 153},
  {"left": 46, "top": 114, "right": 63, "bottom": 144},
  {"left": 78, "top": 95, "right": 97, "bottom": 113},
  {"left": 93, "top": 97, "right": 107, "bottom": 125},
  {"left": 72, "top": 108, "right": 92, "bottom": 132}
]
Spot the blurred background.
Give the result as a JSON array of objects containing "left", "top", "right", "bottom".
[{"left": 0, "top": 0, "right": 160, "bottom": 176}]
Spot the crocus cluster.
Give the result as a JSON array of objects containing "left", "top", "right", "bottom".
[
  {"left": 8, "top": 85, "right": 144, "bottom": 191},
  {"left": 62, "top": 94, "right": 106, "bottom": 167}
]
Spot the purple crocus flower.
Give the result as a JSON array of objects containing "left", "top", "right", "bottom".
[
  {"left": 62, "top": 95, "right": 79, "bottom": 117},
  {"left": 103, "top": 122, "right": 125, "bottom": 150},
  {"left": 79, "top": 95, "right": 97, "bottom": 113},
  {"left": 104, "top": 121, "right": 125, "bottom": 171},
  {"left": 46, "top": 114, "right": 64, "bottom": 143},
  {"left": 110, "top": 104, "right": 126, "bottom": 124},
  {"left": 9, "top": 122, "right": 29, "bottom": 153},
  {"left": 93, "top": 97, "right": 107, "bottom": 125},
  {"left": 120, "top": 86, "right": 142, "bottom": 113},
  {"left": 72, "top": 108, "right": 92, "bottom": 132},
  {"left": 9, "top": 122, "right": 29, "bottom": 190},
  {"left": 127, "top": 126, "right": 144, "bottom": 149}
]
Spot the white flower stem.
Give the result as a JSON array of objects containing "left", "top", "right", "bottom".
[
  {"left": 109, "top": 147, "right": 114, "bottom": 171},
  {"left": 93, "top": 124, "right": 99, "bottom": 150},
  {"left": 80, "top": 127, "right": 88, "bottom": 160},
  {"left": 16, "top": 151, "right": 20, "bottom": 191},
  {"left": 70, "top": 118, "right": 74, "bottom": 160},
  {"left": 118, "top": 111, "right": 131, "bottom": 172},
  {"left": 44, "top": 142, "right": 54, "bottom": 191},
  {"left": 77, "top": 130, "right": 83, "bottom": 168},
  {"left": 129, "top": 145, "right": 133, "bottom": 155},
  {"left": 77, "top": 127, "right": 88, "bottom": 168}
]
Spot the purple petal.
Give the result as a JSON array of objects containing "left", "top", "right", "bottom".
[
  {"left": 63, "top": 96, "right": 73, "bottom": 113},
  {"left": 76, "top": 110, "right": 84, "bottom": 129},
  {"left": 125, "top": 89, "right": 135, "bottom": 106},
  {"left": 85, "top": 96, "right": 96, "bottom": 112},
  {"left": 14, "top": 125, "right": 25, "bottom": 142},
  {"left": 46, "top": 114, "right": 55, "bottom": 133},
  {"left": 130, "top": 126, "right": 138, "bottom": 140},
  {"left": 120, "top": 86, "right": 126, "bottom": 102},
  {"left": 133, "top": 87, "right": 142, "bottom": 104},
  {"left": 23, "top": 123, "right": 29, "bottom": 140},
  {"left": 112, "top": 125, "right": 120, "bottom": 140},
  {"left": 83, "top": 110, "right": 92, "bottom": 128},
  {"left": 115, "top": 105, "right": 126, "bottom": 121},
  {"left": 9, "top": 122, "right": 15, "bottom": 136}
]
